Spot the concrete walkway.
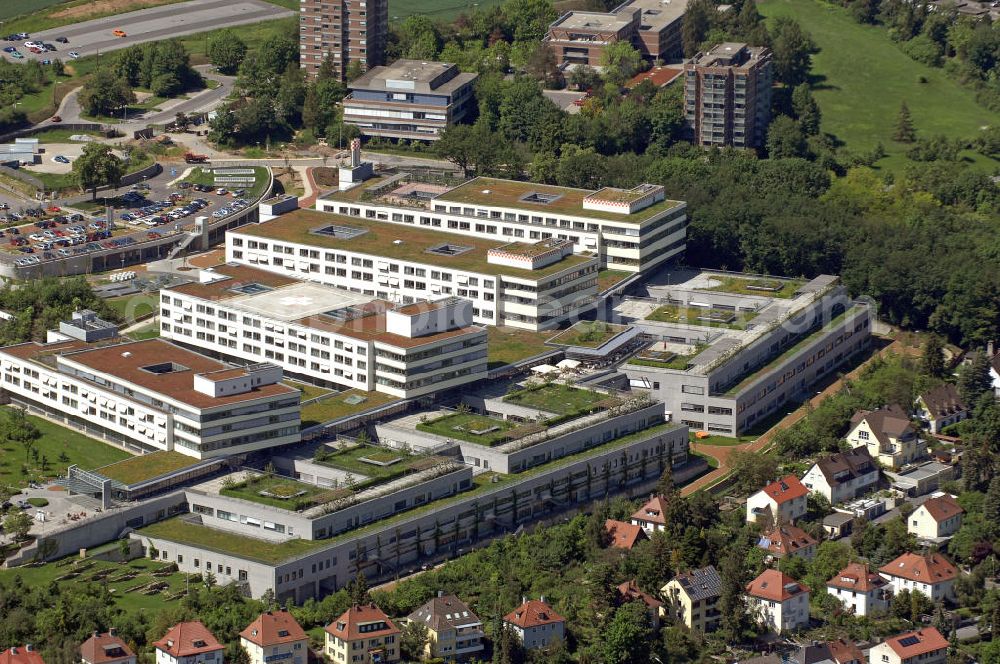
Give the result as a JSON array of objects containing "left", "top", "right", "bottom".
[{"left": 681, "top": 336, "right": 918, "bottom": 496}]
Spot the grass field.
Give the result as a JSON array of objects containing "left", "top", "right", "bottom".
[
  {"left": 759, "top": 0, "right": 999, "bottom": 171},
  {"left": 504, "top": 383, "right": 608, "bottom": 415},
  {"left": 299, "top": 389, "right": 399, "bottom": 428},
  {"left": 485, "top": 326, "right": 553, "bottom": 369},
  {"left": 106, "top": 293, "right": 159, "bottom": 322},
  {"left": 96, "top": 450, "right": 196, "bottom": 485},
  {"left": 416, "top": 412, "right": 517, "bottom": 446},
  {"left": 25, "top": 128, "right": 105, "bottom": 144},
  {"left": 389, "top": 0, "right": 502, "bottom": 20},
  {"left": 0, "top": 407, "right": 130, "bottom": 490}
]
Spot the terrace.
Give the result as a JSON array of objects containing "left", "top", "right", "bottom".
[
  {"left": 95, "top": 451, "right": 199, "bottom": 486},
  {"left": 137, "top": 517, "right": 328, "bottom": 564},
  {"left": 416, "top": 412, "right": 543, "bottom": 446},
  {"left": 299, "top": 389, "right": 400, "bottom": 428},
  {"left": 646, "top": 304, "right": 760, "bottom": 330},
  {"left": 627, "top": 348, "right": 701, "bottom": 371},
  {"left": 503, "top": 383, "right": 616, "bottom": 416},
  {"left": 702, "top": 276, "right": 804, "bottom": 299},
  {"left": 546, "top": 321, "right": 629, "bottom": 349},
  {"left": 220, "top": 474, "right": 348, "bottom": 510},
  {"left": 236, "top": 208, "right": 594, "bottom": 279}
]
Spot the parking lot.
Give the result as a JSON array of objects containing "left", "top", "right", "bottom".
[
  {"left": 0, "top": 183, "right": 252, "bottom": 268},
  {"left": 0, "top": 0, "right": 294, "bottom": 64}
]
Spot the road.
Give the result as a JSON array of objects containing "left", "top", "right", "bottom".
[{"left": 0, "top": 0, "right": 293, "bottom": 64}]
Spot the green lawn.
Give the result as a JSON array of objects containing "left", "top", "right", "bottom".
[
  {"left": 503, "top": 383, "right": 609, "bottom": 415},
  {"left": 646, "top": 304, "right": 760, "bottom": 329},
  {"left": 597, "top": 269, "right": 633, "bottom": 293},
  {"left": 627, "top": 353, "right": 697, "bottom": 370},
  {"left": 759, "top": 0, "right": 999, "bottom": 171},
  {"left": 1, "top": 0, "right": 189, "bottom": 32},
  {"left": 547, "top": 321, "right": 628, "bottom": 348},
  {"left": 21, "top": 129, "right": 104, "bottom": 144},
  {"left": 127, "top": 322, "right": 161, "bottom": 341},
  {"left": 221, "top": 474, "right": 345, "bottom": 510},
  {"left": 388, "top": 0, "right": 502, "bottom": 20},
  {"left": 416, "top": 412, "right": 518, "bottom": 446},
  {"left": 0, "top": 407, "right": 130, "bottom": 491},
  {"left": 314, "top": 444, "right": 431, "bottom": 480},
  {"left": 485, "top": 326, "right": 553, "bottom": 369},
  {"left": 703, "top": 276, "right": 803, "bottom": 299},
  {"left": 179, "top": 17, "right": 297, "bottom": 61},
  {"left": 285, "top": 381, "right": 333, "bottom": 402},
  {"left": 96, "top": 451, "right": 197, "bottom": 485},
  {"left": 0, "top": 556, "right": 194, "bottom": 612},
  {"left": 299, "top": 389, "right": 399, "bottom": 428},
  {"left": 138, "top": 518, "right": 327, "bottom": 564},
  {"left": 106, "top": 294, "right": 159, "bottom": 322}
]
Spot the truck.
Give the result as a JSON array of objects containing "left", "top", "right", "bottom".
[{"left": 184, "top": 152, "right": 209, "bottom": 163}]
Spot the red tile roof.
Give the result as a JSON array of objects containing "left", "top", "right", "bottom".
[
  {"left": 759, "top": 524, "right": 817, "bottom": 557},
  {"left": 879, "top": 552, "right": 958, "bottom": 584},
  {"left": 503, "top": 599, "right": 565, "bottom": 629},
  {"left": 745, "top": 569, "right": 810, "bottom": 602},
  {"left": 626, "top": 66, "right": 683, "bottom": 88},
  {"left": 827, "top": 562, "right": 887, "bottom": 592},
  {"left": 759, "top": 475, "right": 809, "bottom": 505},
  {"left": 631, "top": 495, "right": 669, "bottom": 526},
  {"left": 0, "top": 646, "right": 44, "bottom": 664},
  {"left": 325, "top": 605, "right": 400, "bottom": 642},
  {"left": 240, "top": 611, "right": 308, "bottom": 647},
  {"left": 153, "top": 622, "right": 223, "bottom": 658},
  {"left": 827, "top": 638, "right": 864, "bottom": 664},
  {"left": 919, "top": 495, "right": 964, "bottom": 523},
  {"left": 617, "top": 580, "right": 663, "bottom": 609},
  {"left": 80, "top": 633, "right": 134, "bottom": 664},
  {"left": 882, "top": 628, "right": 949, "bottom": 659},
  {"left": 605, "top": 519, "right": 647, "bottom": 550}
]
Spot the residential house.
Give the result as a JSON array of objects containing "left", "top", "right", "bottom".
[
  {"left": 80, "top": 631, "right": 136, "bottom": 664},
  {"left": 826, "top": 639, "right": 864, "bottom": 664},
  {"left": 0, "top": 646, "right": 44, "bottom": 664},
  {"left": 153, "top": 622, "right": 224, "bottom": 664},
  {"left": 868, "top": 628, "right": 949, "bottom": 664},
  {"left": 989, "top": 348, "right": 1000, "bottom": 398},
  {"left": 794, "top": 639, "right": 864, "bottom": 664},
  {"left": 757, "top": 524, "right": 818, "bottom": 560},
  {"left": 324, "top": 604, "right": 401, "bottom": 664},
  {"left": 239, "top": 611, "right": 308, "bottom": 664},
  {"left": 631, "top": 495, "right": 669, "bottom": 533},
  {"left": 745, "top": 569, "right": 810, "bottom": 634},
  {"left": 661, "top": 566, "right": 722, "bottom": 633},
  {"left": 826, "top": 562, "right": 891, "bottom": 617},
  {"left": 616, "top": 580, "right": 663, "bottom": 630},
  {"left": 605, "top": 519, "right": 648, "bottom": 550},
  {"left": 822, "top": 512, "right": 855, "bottom": 540},
  {"left": 801, "top": 447, "right": 879, "bottom": 504},
  {"left": 502, "top": 598, "right": 565, "bottom": 651},
  {"left": 846, "top": 408, "right": 925, "bottom": 470},
  {"left": 908, "top": 494, "right": 964, "bottom": 539},
  {"left": 879, "top": 552, "right": 958, "bottom": 602},
  {"left": 407, "top": 593, "right": 485, "bottom": 662},
  {"left": 914, "top": 384, "right": 967, "bottom": 434},
  {"left": 746, "top": 475, "right": 809, "bottom": 525}
]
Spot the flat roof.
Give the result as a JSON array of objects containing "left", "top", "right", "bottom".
[
  {"left": 349, "top": 60, "right": 478, "bottom": 95},
  {"left": 60, "top": 339, "right": 298, "bottom": 410},
  {"left": 624, "top": 0, "right": 690, "bottom": 30},
  {"left": 433, "top": 177, "right": 683, "bottom": 224},
  {"left": 552, "top": 10, "right": 636, "bottom": 32},
  {"left": 231, "top": 208, "right": 595, "bottom": 279},
  {"left": 95, "top": 450, "right": 200, "bottom": 485},
  {"left": 169, "top": 265, "right": 484, "bottom": 349}
]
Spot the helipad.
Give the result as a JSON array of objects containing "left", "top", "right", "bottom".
[{"left": 225, "top": 282, "right": 374, "bottom": 321}]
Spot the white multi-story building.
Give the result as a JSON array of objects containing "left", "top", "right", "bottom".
[
  {"left": 315, "top": 175, "right": 688, "bottom": 274},
  {"left": 826, "top": 562, "right": 891, "bottom": 617},
  {"left": 160, "top": 264, "right": 488, "bottom": 398},
  {"left": 226, "top": 208, "right": 599, "bottom": 331},
  {"left": 745, "top": 569, "right": 810, "bottom": 634},
  {"left": 0, "top": 331, "right": 300, "bottom": 459}
]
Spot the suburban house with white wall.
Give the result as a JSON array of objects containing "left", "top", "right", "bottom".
[
  {"left": 503, "top": 599, "right": 565, "bottom": 651},
  {"left": 869, "top": 628, "right": 949, "bottom": 664},
  {"left": 913, "top": 384, "right": 967, "bottom": 434},
  {"left": 153, "top": 622, "right": 224, "bottom": 664},
  {"left": 239, "top": 611, "right": 308, "bottom": 664},
  {"left": 825, "top": 562, "right": 890, "bottom": 617},
  {"left": 745, "top": 569, "right": 810, "bottom": 634},
  {"left": 757, "top": 524, "right": 817, "bottom": 560},
  {"left": 325, "top": 604, "right": 400, "bottom": 664},
  {"left": 661, "top": 566, "right": 722, "bottom": 633},
  {"left": 79, "top": 632, "right": 135, "bottom": 664},
  {"left": 879, "top": 552, "right": 957, "bottom": 602},
  {"left": 846, "top": 408, "right": 925, "bottom": 470},
  {"left": 801, "top": 447, "right": 879, "bottom": 504},
  {"left": 908, "top": 494, "right": 964, "bottom": 540},
  {"left": 631, "top": 494, "right": 669, "bottom": 533},
  {"left": 746, "top": 475, "right": 809, "bottom": 525}
]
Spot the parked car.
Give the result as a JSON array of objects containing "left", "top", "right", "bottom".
[
  {"left": 56, "top": 37, "right": 69, "bottom": 44},
  {"left": 10, "top": 51, "right": 24, "bottom": 59},
  {"left": 2, "top": 47, "right": 15, "bottom": 53},
  {"left": 53, "top": 155, "right": 69, "bottom": 164},
  {"left": 113, "top": 29, "right": 127, "bottom": 37},
  {"left": 50, "top": 115, "right": 61, "bottom": 122},
  {"left": 67, "top": 51, "right": 80, "bottom": 59}
]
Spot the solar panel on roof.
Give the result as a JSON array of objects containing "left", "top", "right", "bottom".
[{"left": 898, "top": 636, "right": 920, "bottom": 647}]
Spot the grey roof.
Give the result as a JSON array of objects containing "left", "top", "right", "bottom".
[
  {"left": 407, "top": 595, "right": 481, "bottom": 633},
  {"left": 917, "top": 383, "right": 967, "bottom": 420},
  {"left": 823, "top": 512, "right": 854, "bottom": 527},
  {"left": 349, "top": 60, "right": 477, "bottom": 96},
  {"left": 673, "top": 565, "right": 722, "bottom": 602},
  {"left": 814, "top": 446, "right": 877, "bottom": 487}
]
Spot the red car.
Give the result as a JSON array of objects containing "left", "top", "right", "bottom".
[{"left": 47, "top": 206, "right": 60, "bottom": 213}]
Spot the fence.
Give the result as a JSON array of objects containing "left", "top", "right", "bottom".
[
  {"left": 0, "top": 164, "right": 43, "bottom": 189},
  {"left": 0, "top": 122, "right": 107, "bottom": 143}
]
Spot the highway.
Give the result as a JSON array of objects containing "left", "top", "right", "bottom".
[{"left": 0, "top": 0, "right": 293, "bottom": 63}]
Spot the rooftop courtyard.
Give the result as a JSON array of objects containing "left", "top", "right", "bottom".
[
  {"left": 95, "top": 451, "right": 199, "bottom": 486},
  {"left": 503, "top": 382, "right": 619, "bottom": 416},
  {"left": 547, "top": 321, "right": 630, "bottom": 348}
]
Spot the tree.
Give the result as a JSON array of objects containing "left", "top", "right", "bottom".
[
  {"left": 208, "top": 30, "right": 248, "bottom": 75},
  {"left": 2, "top": 406, "right": 40, "bottom": 463},
  {"left": 525, "top": 43, "right": 561, "bottom": 89},
  {"left": 400, "top": 620, "right": 428, "bottom": 661},
  {"left": 3, "top": 509, "right": 32, "bottom": 541},
  {"left": 600, "top": 41, "right": 642, "bottom": 88},
  {"left": 770, "top": 17, "right": 816, "bottom": 86},
  {"left": 718, "top": 535, "right": 751, "bottom": 641},
  {"left": 894, "top": 101, "right": 916, "bottom": 143},
  {"left": 682, "top": 0, "right": 713, "bottom": 57},
  {"left": 958, "top": 351, "right": 992, "bottom": 405},
  {"left": 346, "top": 571, "right": 370, "bottom": 605},
  {"left": 73, "top": 143, "right": 125, "bottom": 201},
  {"left": 766, "top": 115, "right": 808, "bottom": 158},
  {"left": 921, "top": 335, "right": 946, "bottom": 378},
  {"left": 78, "top": 68, "right": 135, "bottom": 118},
  {"left": 601, "top": 601, "right": 652, "bottom": 664},
  {"left": 791, "top": 84, "right": 821, "bottom": 135},
  {"left": 492, "top": 621, "right": 524, "bottom": 664}
]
